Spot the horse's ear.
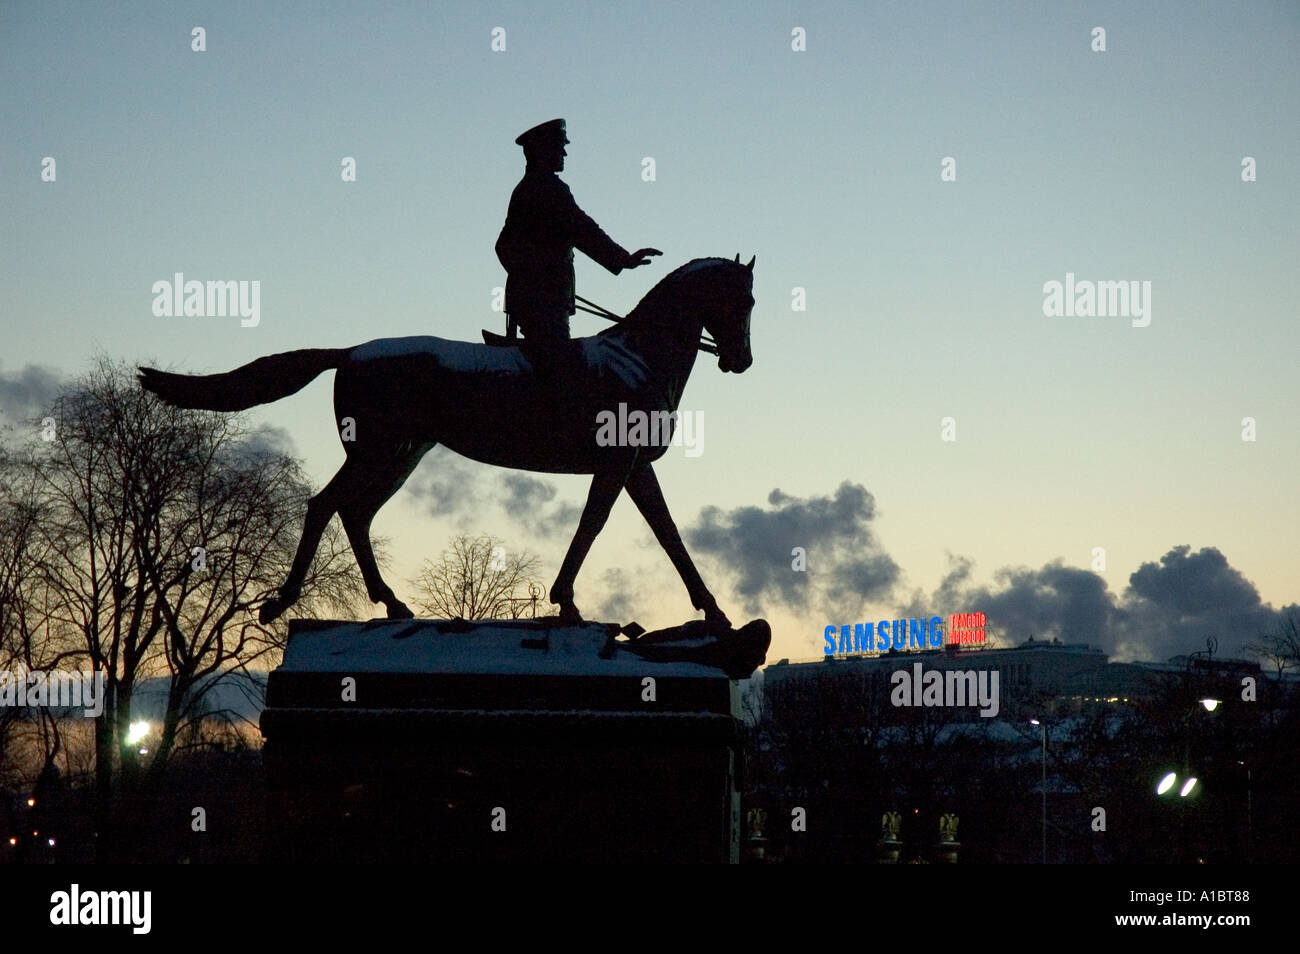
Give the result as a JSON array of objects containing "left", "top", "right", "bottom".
[
  {"left": 734, "top": 253, "right": 740, "bottom": 263},
  {"left": 745, "top": 255, "right": 755, "bottom": 271}
]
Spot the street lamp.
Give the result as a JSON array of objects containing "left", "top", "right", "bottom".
[
  {"left": 1030, "top": 718, "right": 1046, "bottom": 863},
  {"left": 1155, "top": 771, "right": 1199, "bottom": 798}
]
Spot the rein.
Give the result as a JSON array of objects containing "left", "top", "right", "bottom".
[{"left": 575, "top": 294, "right": 720, "bottom": 356}]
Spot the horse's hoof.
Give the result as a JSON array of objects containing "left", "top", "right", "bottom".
[
  {"left": 558, "top": 604, "right": 583, "bottom": 625},
  {"left": 387, "top": 601, "right": 415, "bottom": 620}
]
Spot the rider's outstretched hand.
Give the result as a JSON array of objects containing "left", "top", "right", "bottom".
[{"left": 625, "top": 247, "right": 662, "bottom": 269}]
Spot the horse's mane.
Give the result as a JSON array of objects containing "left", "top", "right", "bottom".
[{"left": 617, "top": 257, "right": 736, "bottom": 327}]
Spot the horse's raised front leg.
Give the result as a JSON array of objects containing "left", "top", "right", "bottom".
[
  {"left": 551, "top": 463, "right": 633, "bottom": 624},
  {"left": 623, "top": 462, "right": 731, "bottom": 630}
]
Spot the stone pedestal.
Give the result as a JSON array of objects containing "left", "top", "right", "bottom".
[{"left": 260, "top": 618, "right": 743, "bottom": 862}]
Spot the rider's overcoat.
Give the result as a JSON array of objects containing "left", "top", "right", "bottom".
[{"left": 495, "top": 168, "right": 630, "bottom": 319}]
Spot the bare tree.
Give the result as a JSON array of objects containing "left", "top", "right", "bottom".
[
  {"left": 410, "top": 533, "right": 543, "bottom": 619},
  {"left": 0, "top": 436, "right": 75, "bottom": 835},
  {"left": 3, "top": 356, "right": 368, "bottom": 858},
  {"left": 1246, "top": 612, "right": 1300, "bottom": 680}
]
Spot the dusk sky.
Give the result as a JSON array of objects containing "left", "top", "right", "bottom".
[{"left": 3, "top": 0, "right": 1297, "bottom": 665}]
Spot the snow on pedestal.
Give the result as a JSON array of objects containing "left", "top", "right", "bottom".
[{"left": 276, "top": 618, "right": 720, "bottom": 678}]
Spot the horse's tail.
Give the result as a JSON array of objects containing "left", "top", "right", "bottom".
[{"left": 138, "top": 347, "right": 351, "bottom": 412}]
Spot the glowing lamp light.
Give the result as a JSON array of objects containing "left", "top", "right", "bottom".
[
  {"left": 7, "top": 838, "right": 15, "bottom": 846},
  {"left": 26, "top": 798, "right": 35, "bottom": 807},
  {"left": 1029, "top": 718, "right": 1040, "bottom": 725},
  {"left": 1180, "top": 778, "right": 1198, "bottom": 797},
  {"left": 1200, "top": 699, "right": 1220, "bottom": 712},
  {"left": 1156, "top": 772, "right": 1178, "bottom": 795},
  {"left": 47, "top": 838, "right": 55, "bottom": 847},
  {"left": 126, "top": 721, "right": 149, "bottom": 744}
]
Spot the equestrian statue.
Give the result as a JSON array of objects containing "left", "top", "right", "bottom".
[
  {"left": 138, "top": 120, "right": 765, "bottom": 672},
  {"left": 138, "top": 255, "right": 755, "bottom": 631}
]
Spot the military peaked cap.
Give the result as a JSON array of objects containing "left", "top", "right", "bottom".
[{"left": 515, "top": 118, "right": 568, "bottom": 150}]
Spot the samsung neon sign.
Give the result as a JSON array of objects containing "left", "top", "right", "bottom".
[{"left": 823, "top": 613, "right": 986, "bottom": 656}]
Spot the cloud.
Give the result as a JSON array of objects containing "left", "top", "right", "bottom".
[
  {"left": 897, "top": 555, "right": 976, "bottom": 620},
  {"left": 904, "top": 545, "right": 1297, "bottom": 663},
  {"left": 1127, "top": 545, "right": 1260, "bottom": 616},
  {"left": 403, "top": 449, "right": 582, "bottom": 537},
  {"left": 404, "top": 446, "right": 487, "bottom": 525},
  {"left": 226, "top": 424, "right": 298, "bottom": 466},
  {"left": 499, "top": 473, "right": 582, "bottom": 538},
  {"left": 0, "top": 364, "right": 63, "bottom": 424},
  {"left": 1112, "top": 545, "right": 1292, "bottom": 663},
  {"left": 684, "top": 481, "right": 900, "bottom": 617},
  {"left": 592, "top": 567, "right": 639, "bottom": 622},
  {"left": 931, "top": 558, "right": 1122, "bottom": 647}
]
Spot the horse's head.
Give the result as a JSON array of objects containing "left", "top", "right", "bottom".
[
  {"left": 625, "top": 255, "right": 755, "bottom": 373},
  {"left": 705, "top": 255, "right": 755, "bottom": 374}
]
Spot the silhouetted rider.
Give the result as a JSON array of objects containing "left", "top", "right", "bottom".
[{"left": 495, "top": 118, "right": 660, "bottom": 381}]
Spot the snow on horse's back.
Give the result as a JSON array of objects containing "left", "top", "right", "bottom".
[{"left": 348, "top": 333, "right": 650, "bottom": 390}]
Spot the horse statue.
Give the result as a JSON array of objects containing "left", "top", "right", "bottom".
[{"left": 138, "top": 255, "right": 755, "bottom": 630}]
